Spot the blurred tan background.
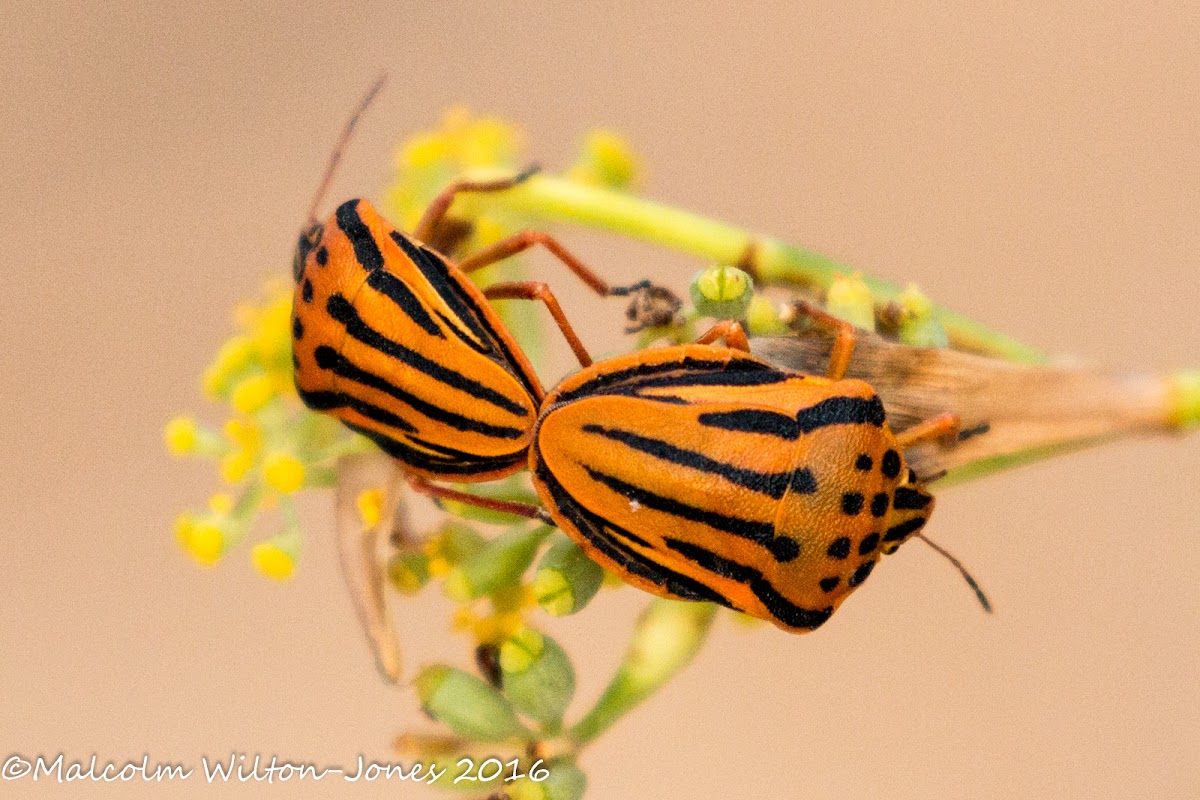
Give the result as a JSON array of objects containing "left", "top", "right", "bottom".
[{"left": 3, "top": 1, "right": 1199, "bottom": 797}]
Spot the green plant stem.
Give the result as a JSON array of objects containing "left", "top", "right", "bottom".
[
  {"left": 568, "top": 599, "right": 717, "bottom": 746},
  {"left": 472, "top": 175, "right": 1046, "bottom": 364}
]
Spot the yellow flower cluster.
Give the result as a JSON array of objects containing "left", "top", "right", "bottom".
[
  {"left": 452, "top": 583, "right": 540, "bottom": 646},
  {"left": 384, "top": 107, "right": 525, "bottom": 245},
  {"left": 167, "top": 280, "right": 365, "bottom": 580},
  {"left": 170, "top": 108, "right": 642, "bottom": 601}
]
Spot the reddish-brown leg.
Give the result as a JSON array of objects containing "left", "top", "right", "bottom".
[
  {"left": 413, "top": 167, "right": 541, "bottom": 243},
  {"left": 895, "top": 412, "right": 961, "bottom": 449},
  {"left": 407, "top": 477, "right": 553, "bottom": 526},
  {"left": 790, "top": 300, "right": 858, "bottom": 380},
  {"left": 457, "top": 230, "right": 650, "bottom": 301},
  {"left": 483, "top": 281, "right": 595, "bottom": 368},
  {"left": 693, "top": 320, "right": 751, "bottom": 352}
]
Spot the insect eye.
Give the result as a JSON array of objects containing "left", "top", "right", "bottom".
[{"left": 292, "top": 224, "right": 324, "bottom": 283}]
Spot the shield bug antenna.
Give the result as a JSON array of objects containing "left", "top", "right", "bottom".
[
  {"left": 293, "top": 73, "right": 388, "bottom": 282},
  {"left": 915, "top": 533, "right": 992, "bottom": 613},
  {"left": 306, "top": 72, "right": 388, "bottom": 227}
]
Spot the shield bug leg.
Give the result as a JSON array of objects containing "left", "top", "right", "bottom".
[
  {"left": 483, "top": 281, "right": 596, "bottom": 367},
  {"left": 458, "top": 230, "right": 626, "bottom": 295},
  {"left": 895, "top": 412, "right": 962, "bottom": 450},
  {"left": 789, "top": 299, "right": 858, "bottom": 380},
  {"left": 693, "top": 320, "right": 751, "bottom": 352},
  {"left": 407, "top": 477, "right": 554, "bottom": 525},
  {"left": 413, "top": 166, "right": 541, "bottom": 243}
]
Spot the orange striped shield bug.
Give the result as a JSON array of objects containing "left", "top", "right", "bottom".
[
  {"left": 523, "top": 309, "right": 973, "bottom": 633},
  {"left": 291, "top": 78, "right": 666, "bottom": 484}
]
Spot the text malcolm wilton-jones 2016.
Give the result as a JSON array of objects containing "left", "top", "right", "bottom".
[{"left": 1, "top": 752, "right": 545, "bottom": 784}]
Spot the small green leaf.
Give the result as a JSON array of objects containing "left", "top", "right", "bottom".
[
  {"left": 413, "top": 664, "right": 530, "bottom": 743},
  {"left": 444, "top": 526, "right": 553, "bottom": 601}
]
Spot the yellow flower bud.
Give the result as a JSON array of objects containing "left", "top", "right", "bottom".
[
  {"left": 251, "top": 539, "right": 296, "bottom": 581},
  {"left": 400, "top": 133, "right": 450, "bottom": 170},
  {"left": 263, "top": 452, "right": 306, "bottom": 494},
  {"left": 428, "top": 556, "right": 451, "bottom": 578},
  {"left": 473, "top": 215, "right": 506, "bottom": 249},
  {"left": 183, "top": 521, "right": 225, "bottom": 567},
  {"left": 212, "top": 335, "right": 255, "bottom": 375},
  {"left": 451, "top": 606, "right": 478, "bottom": 632},
  {"left": 472, "top": 615, "right": 500, "bottom": 644},
  {"left": 223, "top": 418, "right": 262, "bottom": 453},
  {"left": 356, "top": 488, "right": 385, "bottom": 529},
  {"left": 173, "top": 514, "right": 195, "bottom": 551},
  {"left": 208, "top": 493, "right": 235, "bottom": 515},
  {"left": 220, "top": 449, "right": 254, "bottom": 484},
  {"left": 496, "top": 612, "right": 524, "bottom": 639},
  {"left": 898, "top": 283, "right": 934, "bottom": 318},
  {"left": 251, "top": 293, "right": 293, "bottom": 368},
  {"left": 231, "top": 374, "right": 275, "bottom": 415},
  {"left": 163, "top": 417, "right": 198, "bottom": 456},
  {"left": 460, "top": 118, "right": 518, "bottom": 168},
  {"left": 576, "top": 129, "right": 639, "bottom": 189}
]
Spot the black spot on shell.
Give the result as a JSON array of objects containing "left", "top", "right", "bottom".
[
  {"left": 859, "top": 533, "right": 880, "bottom": 555},
  {"left": 855, "top": 454, "right": 873, "bottom": 471},
  {"left": 769, "top": 537, "right": 801, "bottom": 563},
  {"left": 827, "top": 537, "right": 851, "bottom": 560},
  {"left": 820, "top": 576, "right": 840, "bottom": 592},
  {"left": 882, "top": 449, "right": 901, "bottom": 479},
  {"left": 842, "top": 492, "right": 864, "bottom": 516},
  {"left": 848, "top": 559, "right": 876, "bottom": 587},
  {"left": 870, "top": 492, "right": 890, "bottom": 517}
]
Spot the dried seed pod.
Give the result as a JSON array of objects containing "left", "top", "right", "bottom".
[{"left": 751, "top": 331, "right": 1183, "bottom": 482}]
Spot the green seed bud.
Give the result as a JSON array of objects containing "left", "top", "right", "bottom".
[
  {"left": 896, "top": 284, "right": 949, "bottom": 348},
  {"left": 509, "top": 759, "right": 586, "bottom": 800},
  {"left": 825, "top": 273, "right": 875, "bottom": 331},
  {"left": 1168, "top": 369, "right": 1200, "bottom": 430},
  {"left": 444, "top": 526, "right": 552, "bottom": 602},
  {"left": 501, "top": 629, "right": 576, "bottom": 727},
  {"left": 532, "top": 536, "right": 604, "bottom": 616},
  {"left": 745, "top": 295, "right": 789, "bottom": 336},
  {"left": 690, "top": 265, "right": 754, "bottom": 319},
  {"left": 413, "top": 664, "right": 529, "bottom": 743},
  {"left": 387, "top": 551, "right": 430, "bottom": 595},
  {"left": 438, "top": 523, "right": 486, "bottom": 564}
]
